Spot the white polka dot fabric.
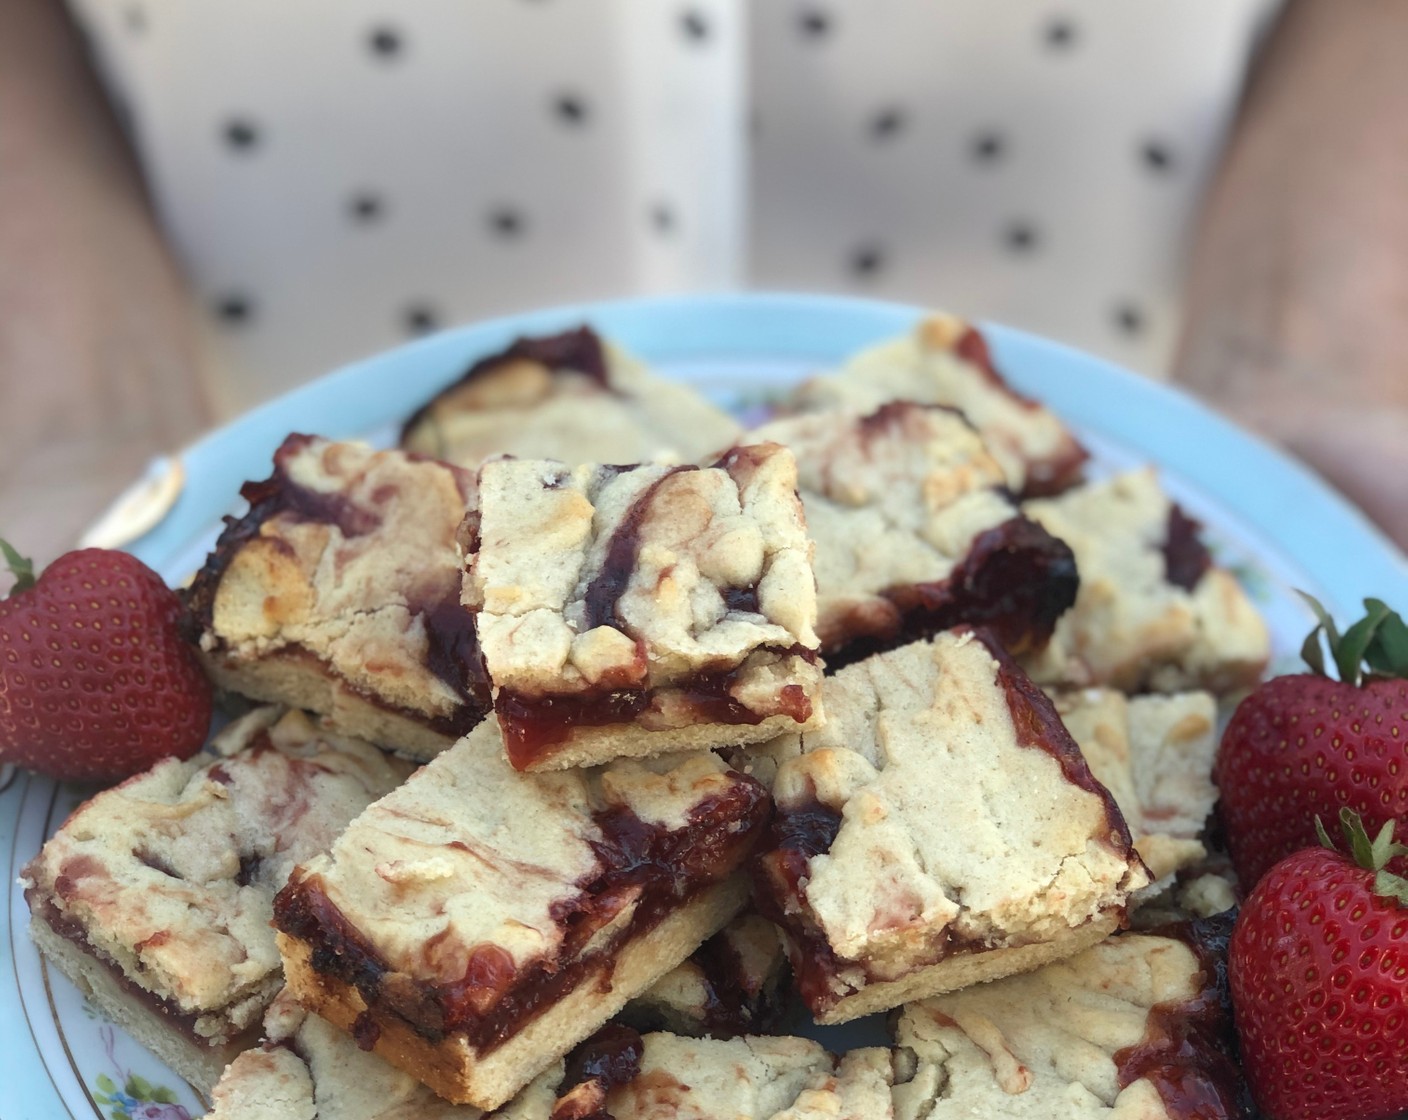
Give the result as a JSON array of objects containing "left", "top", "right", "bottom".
[{"left": 68, "top": 0, "right": 1276, "bottom": 415}]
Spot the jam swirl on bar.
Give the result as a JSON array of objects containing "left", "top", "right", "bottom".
[
  {"left": 398, "top": 326, "right": 610, "bottom": 445},
  {"left": 823, "top": 516, "right": 1078, "bottom": 670},
  {"left": 272, "top": 777, "right": 769, "bottom": 1054}
]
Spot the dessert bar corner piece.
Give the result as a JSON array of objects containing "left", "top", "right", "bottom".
[
  {"left": 781, "top": 311, "right": 1088, "bottom": 498},
  {"left": 399, "top": 324, "right": 742, "bottom": 470},
  {"left": 272, "top": 718, "right": 771, "bottom": 1110},
  {"left": 1021, "top": 467, "right": 1270, "bottom": 694},
  {"left": 183, "top": 434, "right": 488, "bottom": 761},
  {"left": 466, "top": 443, "right": 824, "bottom": 772},
  {"left": 22, "top": 707, "right": 413, "bottom": 1094},
  {"left": 894, "top": 916, "right": 1250, "bottom": 1119},
  {"left": 754, "top": 629, "right": 1150, "bottom": 1025},
  {"left": 748, "top": 402, "right": 1077, "bottom": 666},
  {"left": 1052, "top": 687, "right": 1220, "bottom": 888}
]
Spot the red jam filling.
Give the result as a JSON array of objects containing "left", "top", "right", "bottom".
[
  {"left": 751, "top": 793, "right": 854, "bottom": 1012},
  {"left": 1163, "top": 504, "right": 1213, "bottom": 592},
  {"left": 825, "top": 516, "right": 1078, "bottom": 669},
  {"left": 496, "top": 653, "right": 814, "bottom": 769},
  {"left": 399, "top": 326, "right": 611, "bottom": 443},
  {"left": 271, "top": 776, "right": 769, "bottom": 1054},
  {"left": 1114, "top": 912, "right": 1253, "bottom": 1120}
]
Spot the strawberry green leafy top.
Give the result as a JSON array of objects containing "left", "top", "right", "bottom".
[
  {"left": 1316, "top": 807, "right": 1408, "bottom": 907},
  {"left": 1298, "top": 592, "right": 1408, "bottom": 686}
]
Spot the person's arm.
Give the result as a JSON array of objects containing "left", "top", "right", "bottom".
[
  {"left": 1175, "top": 0, "right": 1408, "bottom": 550},
  {"left": 0, "top": 0, "right": 210, "bottom": 566}
]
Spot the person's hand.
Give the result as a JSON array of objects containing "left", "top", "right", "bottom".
[{"left": 1175, "top": 0, "right": 1408, "bottom": 555}]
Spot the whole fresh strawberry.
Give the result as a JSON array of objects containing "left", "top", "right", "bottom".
[
  {"left": 1230, "top": 809, "right": 1408, "bottom": 1120},
  {"left": 1215, "top": 595, "right": 1408, "bottom": 890},
  {"left": 0, "top": 540, "right": 213, "bottom": 782}
]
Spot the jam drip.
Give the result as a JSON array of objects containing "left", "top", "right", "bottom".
[
  {"left": 752, "top": 796, "right": 856, "bottom": 1012},
  {"left": 581, "top": 466, "right": 690, "bottom": 631},
  {"left": 1163, "top": 504, "right": 1213, "bottom": 592},
  {"left": 496, "top": 647, "right": 815, "bottom": 769},
  {"left": 825, "top": 515, "right": 1078, "bottom": 670},
  {"left": 691, "top": 925, "right": 787, "bottom": 1037},
  {"left": 420, "top": 598, "right": 491, "bottom": 713},
  {"left": 551, "top": 1025, "right": 645, "bottom": 1120},
  {"left": 1115, "top": 912, "right": 1256, "bottom": 1120},
  {"left": 271, "top": 777, "right": 769, "bottom": 1054}
]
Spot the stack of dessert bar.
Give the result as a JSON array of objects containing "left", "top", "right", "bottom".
[{"left": 24, "top": 315, "right": 1268, "bottom": 1118}]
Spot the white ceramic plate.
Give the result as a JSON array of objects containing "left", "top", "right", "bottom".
[{"left": 5, "top": 293, "right": 1406, "bottom": 1118}]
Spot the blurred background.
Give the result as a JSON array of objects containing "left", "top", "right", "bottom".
[{"left": 5, "top": 0, "right": 1408, "bottom": 558}]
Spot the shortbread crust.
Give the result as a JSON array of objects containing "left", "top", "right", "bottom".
[
  {"left": 273, "top": 719, "right": 769, "bottom": 1108},
  {"left": 748, "top": 403, "right": 1077, "bottom": 664},
  {"left": 401, "top": 326, "right": 741, "bottom": 470},
  {"left": 1021, "top": 468, "right": 1269, "bottom": 694},
  {"left": 465, "top": 444, "right": 823, "bottom": 771},
  {"left": 754, "top": 630, "right": 1150, "bottom": 1024},
  {"left": 780, "top": 312, "right": 1087, "bottom": 497},
  {"left": 23, "top": 707, "right": 412, "bottom": 1093}
]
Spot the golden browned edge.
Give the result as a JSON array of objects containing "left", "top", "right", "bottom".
[
  {"left": 277, "top": 875, "right": 750, "bottom": 1110},
  {"left": 202, "top": 651, "right": 457, "bottom": 762},
  {"left": 811, "top": 914, "right": 1123, "bottom": 1026}
]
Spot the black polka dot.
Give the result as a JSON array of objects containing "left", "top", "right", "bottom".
[
  {"left": 970, "top": 131, "right": 1006, "bottom": 164},
  {"left": 553, "top": 93, "right": 589, "bottom": 127},
  {"left": 222, "top": 118, "right": 260, "bottom": 152},
  {"left": 367, "top": 25, "right": 403, "bottom": 59},
  {"left": 1004, "top": 222, "right": 1039, "bottom": 253},
  {"left": 650, "top": 202, "right": 677, "bottom": 234},
  {"left": 1114, "top": 303, "right": 1145, "bottom": 335},
  {"left": 868, "top": 107, "right": 907, "bottom": 142},
  {"left": 680, "top": 8, "right": 710, "bottom": 43},
  {"left": 798, "top": 7, "right": 832, "bottom": 38},
  {"left": 404, "top": 304, "right": 439, "bottom": 335},
  {"left": 848, "top": 244, "right": 885, "bottom": 278},
  {"left": 124, "top": 5, "right": 146, "bottom": 33},
  {"left": 1141, "top": 140, "right": 1175, "bottom": 173},
  {"left": 1043, "top": 16, "right": 1077, "bottom": 50},
  {"left": 349, "top": 192, "right": 385, "bottom": 224},
  {"left": 214, "top": 294, "right": 252, "bottom": 324},
  {"left": 488, "top": 208, "right": 527, "bottom": 238}
]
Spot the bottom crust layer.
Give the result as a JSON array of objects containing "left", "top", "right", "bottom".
[
  {"left": 29, "top": 916, "right": 258, "bottom": 1100},
  {"left": 278, "top": 874, "right": 749, "bottom": 1110}
]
